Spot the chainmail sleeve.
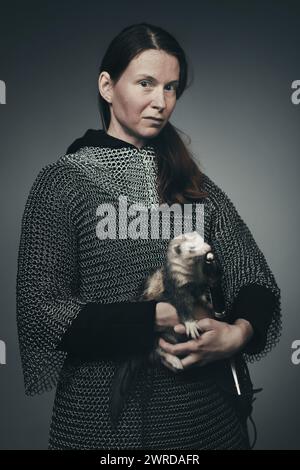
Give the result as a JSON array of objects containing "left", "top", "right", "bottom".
[
  {"left": 16, "top": 162, "right": 84, "bottom": 395},
  {"left": 203, "top": 174, "right": 282, "bottom": 363}
]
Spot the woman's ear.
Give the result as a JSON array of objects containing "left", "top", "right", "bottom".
[{"left": 98, "top": 71, "right": 113, "bottom": 104}]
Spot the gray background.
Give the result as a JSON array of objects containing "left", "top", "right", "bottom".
[{"left": 0, "top": 0, "right": 299, "bottom": 449}]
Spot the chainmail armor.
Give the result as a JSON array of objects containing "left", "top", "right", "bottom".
[{"left": 16, "top": 138, "right": 281, "bottom": 449}]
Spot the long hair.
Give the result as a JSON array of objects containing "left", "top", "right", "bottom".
[{"left": 98, "top": 22, "right": 209, "bottom": 204}]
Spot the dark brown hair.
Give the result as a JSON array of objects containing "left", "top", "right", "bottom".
[{"left": 98, "top": 22, "right": 208, "bottom": 204}]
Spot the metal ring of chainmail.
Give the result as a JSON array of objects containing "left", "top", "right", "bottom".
[{"left": 16, "top": 133, "right": 281, "bottom": 449}]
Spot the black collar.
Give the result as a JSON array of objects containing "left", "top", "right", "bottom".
[{"left": 66, "top": 129, "right": 156, "bottom": 154}]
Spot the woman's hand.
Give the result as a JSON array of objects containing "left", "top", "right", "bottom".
[
  {"left": 158, "top": 317, "right": 254, "bottom": 372},
  {"left": 155, "top": 302, "right": 181, "bottom": 332}
]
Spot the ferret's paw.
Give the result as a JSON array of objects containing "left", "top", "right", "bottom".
[{"left": 184, "top": 321, "right": 201, "bottom": 339}]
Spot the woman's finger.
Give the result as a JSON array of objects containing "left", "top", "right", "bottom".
[
  {"left": 174, "top": 324, "right": 186, "bottom": 334},
  {"left": 180, "top": 353, "right": 205, "bottom": 369},
  {"left": 160, "top": 357, "right": 181, "bottom": 373},
  {"left": 159, "top": 337, "right": 200, "bottom": 356},
  {"left": 196, "top": 317, "right": 216, "bottom": 332}
]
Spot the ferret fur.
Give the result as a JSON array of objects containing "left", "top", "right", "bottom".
[
  {"left": 141, "top": 231, "right": 222, "bottom": 368},
  {"left": 109, "top": 231, "right": 222, "bottom": 429}
]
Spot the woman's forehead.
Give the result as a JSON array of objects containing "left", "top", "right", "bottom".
[{"left": 125, "top": 50, "right": 180, "bottom": 80}]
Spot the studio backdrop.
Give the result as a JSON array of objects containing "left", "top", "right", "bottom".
[{"left": 0, "top": 0, "right": 299, "bottom": 450}]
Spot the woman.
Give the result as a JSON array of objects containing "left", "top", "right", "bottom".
[{"left": 16, "top": 23, "right": 281, "bottom": 450}]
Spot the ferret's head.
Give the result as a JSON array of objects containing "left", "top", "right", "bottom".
[
  {"left": 167, "top": 231, "right": 221, "bottom": 286},
  {"left": 169, "top": 231, "right": 211, "bottom": 260}
]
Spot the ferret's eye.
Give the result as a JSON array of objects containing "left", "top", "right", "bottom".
[{"left": 174, "top": 245, "right": 181, "bottom": 255}]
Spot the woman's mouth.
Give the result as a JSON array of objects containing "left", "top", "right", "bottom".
[{"left": 144, "top": 117, "right": 163, "bottom": 124}]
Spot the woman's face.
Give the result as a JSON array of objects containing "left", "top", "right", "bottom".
[{"left": 99, "top": 49, "right": 180, "bottom": 148}]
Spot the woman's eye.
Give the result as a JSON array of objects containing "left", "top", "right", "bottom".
[
  {"left": 165, "top": 84, "right": 177, "bottom": 91},
  {"left": 139, "top": 81, "right": 177, "bottom": 91},
  {"left": 140, "top": 80, "right": 152, "bottom": 88}
]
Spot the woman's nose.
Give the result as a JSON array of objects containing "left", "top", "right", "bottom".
[{"left": 151, "top": 87, "right": 166, "bottom": 110}]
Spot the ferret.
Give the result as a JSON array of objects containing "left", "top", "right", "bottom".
[
  {"left": 109, "top": 231, "right": 222, "bottom": 429},
  {"left": 141, "top": 231, "right": 222, "bottom": 370}
]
